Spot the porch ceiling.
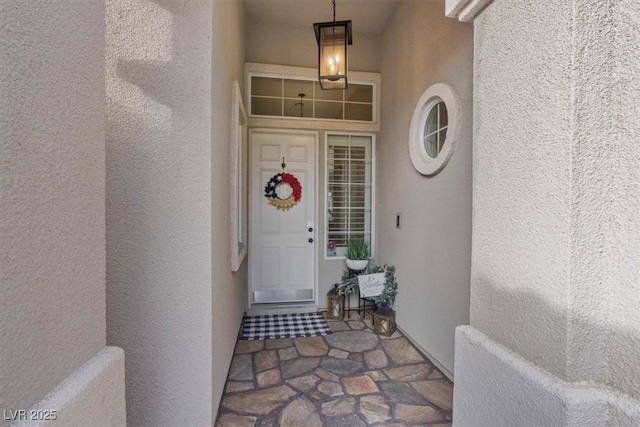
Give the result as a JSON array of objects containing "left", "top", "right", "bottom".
[{"left": 244, "top": 0, "right": 399, "bottom": 35}]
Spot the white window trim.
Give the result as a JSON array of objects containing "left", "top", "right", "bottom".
[
  {"left": 245, "top": 62, "right": 381, "bottom": 132},
  {"left": 409, "top": 82, "right": 461, "bottom": 176},
  {"left": 324, "top": 132, "right": 376, "bottom": 260},
  {"left": 230, "top": 81, "right": 248, "bottom": 271}
]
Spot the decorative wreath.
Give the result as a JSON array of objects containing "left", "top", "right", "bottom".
[{"left": 264, "top": 172, "right": 302, "bottom": 211}]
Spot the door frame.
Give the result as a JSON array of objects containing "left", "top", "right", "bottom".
[{"left": 248, "top": 128, "right": 320, "bottom": 310}]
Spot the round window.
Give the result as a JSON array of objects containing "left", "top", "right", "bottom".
[
  {"left": 409, "top": 83, "right": 460, "bottom": 176},
  {"left": 423, "top": 100, "right": 448, "bottom": 158}
]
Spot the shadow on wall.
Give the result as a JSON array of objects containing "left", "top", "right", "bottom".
[
  {"left": 471, "top": 276, "right": 640, "bottom": 401},
  {"left": 105, "top": 0, "right": 214, "bottom": 424}
]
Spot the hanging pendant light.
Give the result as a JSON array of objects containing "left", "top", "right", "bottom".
[{"left": 313, "top": 0, "right": 352, "bottom": 90}]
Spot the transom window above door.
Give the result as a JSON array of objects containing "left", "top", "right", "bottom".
[
  {"left": 245, "top": 63, "right": 380, "bottom": 131},
  {"left": 251, "top": 77, "right": 373, "bottom": 122}
]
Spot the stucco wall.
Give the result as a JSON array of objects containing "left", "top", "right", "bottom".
[
  {"left": 0, "top": 1, "right": 112, "bottom": 424},
  {"left": 455, "top": 0, "right": 640, "bottom": 424},
  {"left": 471, "top": 0, "right": 640, "bottom": 391},
  {"left": 595, "top": 0, "right": 640, "bottom": 400},
  {"left": 471, "top": 0, "right": 573, "bottom": 380},
  {"left": 377, "top": 0, "right": 473, "bottom": 376},
  {"left": 246, "top": 20, "right": 381, "bottom": 73},
  {"left": 14, "top": 348, "right": 126, "bottom": 427},
  {"left": 105, "top": 0, "right": 214, "bottom": 424},
  {"left": 211, "top": 0, "right": 248, "bottom": 416}
]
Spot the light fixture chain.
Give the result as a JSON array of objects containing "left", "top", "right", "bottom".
[{"left": 332, "top": 0, "right": 336, "bottom": 22}]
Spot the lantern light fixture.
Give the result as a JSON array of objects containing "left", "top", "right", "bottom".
[
  {"left": 326, "top": 285, "right": 345, "bottom": 320},
  {"left": 313, "top": 0, "right": 352, "bottom": 90},
  {"left": 373, "top": 305, "right": 397, "bottom": 337}
]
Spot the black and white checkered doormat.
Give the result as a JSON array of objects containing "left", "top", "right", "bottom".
[{"left": 240, "top": 312, "right": 332, "bottom": 340}]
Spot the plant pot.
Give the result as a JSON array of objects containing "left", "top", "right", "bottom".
[{"left": 346, "top": 259, "right": 368, "bottom": 271}]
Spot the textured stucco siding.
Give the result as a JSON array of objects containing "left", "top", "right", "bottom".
[
  {"left": 454, "top": 326, "right": 640, "bottom": 427},
  {"left": 105, "top": 0, "right": 213, "bottom": 424},
  {"left": 0, "top": 0, "right": 107, "bottom": 423},
  {"left": 211, "top": 0, "right": 248, "bottom": 416},
  {"left": 471, "top": 0, "right": 573, "bottom": 379},
  {"left": 458, "top": 0, "right": 640, "bottom": 423},
  {"left": 603, "top": 0, "right": 640, "bottom": 400},
  {"left": 454, "top": 327, "right": 569, "bottom": 426},
  {"left": 14, "top": 348, "right": 126, "bottom": 427},
  {"left": 377, "top": 0, "right": 473, "bottom": 376}
]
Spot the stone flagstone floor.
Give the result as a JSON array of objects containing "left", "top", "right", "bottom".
[{"left": 215, "top": 312, "right": 453, "bottom": 426}]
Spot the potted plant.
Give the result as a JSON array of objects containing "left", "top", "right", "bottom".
[{"left": 345, "top": 239, "right": 370, "bottom": 271}]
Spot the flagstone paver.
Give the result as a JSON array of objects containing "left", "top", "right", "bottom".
[
  {"left": 384, "top": 363, "right": 435, "bottom": 381},
  {"left": 309, "top": 390, "right": 326, "bottom": 401},
  {"left": 328, "top": 348, "right": 349, "bottom": 359},
  {"left": 228, "top": 354, "right": 253, "bottom": 381},
  {"left": 379, "top": 381, "right": 429, "bottom": 405},
  {"left": 277, "top": 346, "right": 298, "bottom": 361},
  {"left": 328, "top": 321, "right": 352, "bottom": 332},
  {"left": 256, "top": 415, "right": 277, "bottom": 427},
  {"left": 320, "top": 396, "right": 356, "bottom": 417},
  {"left": 282, "top": 357, "right": 321, "bottom": 379},
  {"left": 395, "top": 403, "right": 445, "bottom": 424},
  {"left": 224, "top": 381, "right": 254, "bottom": 393},
  {"left": 254, "top": 350, "right": 278, "bottom": 372},
  {"left": 317, "top": 380, "right": 344, "bottom": 397},
  {"left": 325, "top": 414, "right": 367, "bottom": 427},
  {"left": 256, "top": 368, "right": 281, "bottom": 388},
  {"left": 315, "top": 367, "right": 340, "bottom": 382},
  {"left": 279, "top": 397, "right": 322, "bottom": 427},
  {"left": 285, "top": 374, "right": 319, "bottom": 392},
  {"left": 216, "top": 314, "right": 454, "bottom": 426},
  {"left": 220, "top": 385, "right": 296, "bottom": 415},
  {"left": 265, "top": 338, "right": 292, "bottom": 349},
  {"left": 324, "top": 330, "right": 379, "bottom": 352},
  {"left": 381, "top": 337, "right": 426, "bottom": 364},
  {"left": 215, "top": 412, "right": 257, "bottom": 427},
  {"left": 364, "top": 348, "right": 388, "bottom": 369},
  {"left": 365, "top": 369, "right": 388, "bottom": 381},
  {"left": 350, "top": 352, "right": 364, "bottom": 362},
  {"left": 411, "top": 379, "right": 454, "bottom": 410},
  {"left": 320, "top": 357, "right": 364, "bottom": 376},
  {"left": 348, "top": 320, "right": 366, "bottom": 330},
  {"left": 235, "top": 339, "right": 264, "bottom": 354},
  {"left": 359, "top": 395, "right": 392, "bottom": 424},
  {"left": 342, "top": 375, "right": 379, "bottom": 395},
  {"left": 294, "top": 336, "right": 329, "bottom": 356}
]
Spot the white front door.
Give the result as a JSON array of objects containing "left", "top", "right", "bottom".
[{"left": 249, "top": 129, "right": 316, "bottom": 305}]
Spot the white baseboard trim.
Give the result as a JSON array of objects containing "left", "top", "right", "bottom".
[{"left": 246, "top": 303, "right": 318, "bottom": 316}]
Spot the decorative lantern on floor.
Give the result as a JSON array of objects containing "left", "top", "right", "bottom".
[
  {"left": 313, "top": 0, "right": 353, "bottom": 90},
  {"left": 373, "top": 305, "right": 396, "bottom": 337},
  {"left": 326, "top": 285, "right": 345, "bottom": 320}
]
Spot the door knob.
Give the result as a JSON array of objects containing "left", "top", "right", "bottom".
[{"left": 308, "top": 238, "right": 314, "bottom": 243}]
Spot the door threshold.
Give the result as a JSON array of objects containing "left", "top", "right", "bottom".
[{"left": 247, "top": 303, "right": 319, "bottom": 317}]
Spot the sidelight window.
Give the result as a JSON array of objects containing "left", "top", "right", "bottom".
[{"left": 325, "top": 133, "right": 375, "bottom": 258}]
